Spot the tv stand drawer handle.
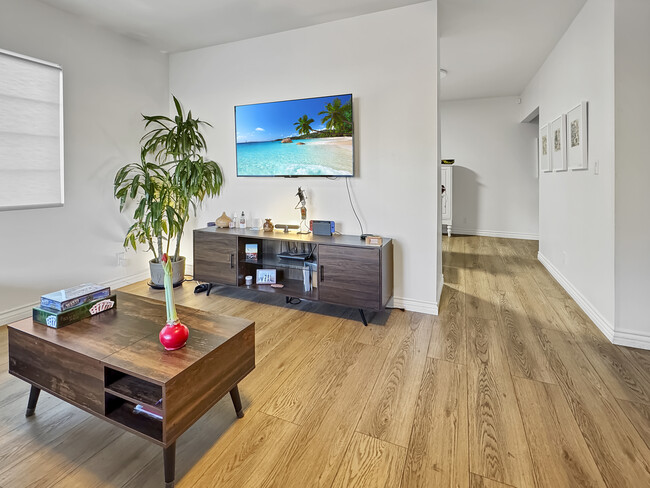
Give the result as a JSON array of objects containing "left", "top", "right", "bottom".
[
  {"left": 230, "top": 253, "right": 234, "bottom": 268},
  {"left": 320, "top": 265, "right": 324, "bottom": 282}
]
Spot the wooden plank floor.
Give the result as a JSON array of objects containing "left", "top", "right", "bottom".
[{"left": 1, "top": 235, "right": 650, "bottom": 487}]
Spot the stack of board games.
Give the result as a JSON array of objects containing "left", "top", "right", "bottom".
[{"left": 33, "top": 283, "right": 116, "bottom": 328}]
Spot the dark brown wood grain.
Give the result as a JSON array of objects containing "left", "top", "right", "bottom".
[
  {"left": 319, "top": 245, "right": 381, "bottom": 309},
  {"left": 193, "top": 227, "right": 394, "bottom": 313},
  {"left": 7, "top": 291, "right": 255, "bottom": 486},
  {"left": 193, "top": 231, "right": 238, "bottom": 285},
  {"left": 9, "top": 328, "right": 104, "bottom": 414}
]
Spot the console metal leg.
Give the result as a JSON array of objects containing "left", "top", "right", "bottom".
[
  {"left": 25, "top": 385, "right": 41, "bottom": 417},
  {"left": 163, "top": 442, "right": 176, "bottom": 488},
  {"left": 359, "top": 309, "right": 368, "bottom": 326},
  {"left": 230, "top": 385, "right": 244, "bottom": 418}
]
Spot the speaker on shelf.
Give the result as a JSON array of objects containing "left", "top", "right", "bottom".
[{"left": 310, "top": 220, "right": 335, "bottom": 236}]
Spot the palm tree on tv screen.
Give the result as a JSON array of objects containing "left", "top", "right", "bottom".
[
  {"left": 319, "top": 98, "right": 353, "bottom": 134},
  {"left": 294, "top": 115, "right": 314, "bottom": 136}
]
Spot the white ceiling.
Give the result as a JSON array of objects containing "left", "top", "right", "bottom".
[
  {"left": 439, "top": 0, "right": 586, "bottom": 100},
  {"left": 35, "top": 0, "right": 428, "bottom": 53},
  {"left": 36, "top": 0, "right": 586, "bottom": 100}
]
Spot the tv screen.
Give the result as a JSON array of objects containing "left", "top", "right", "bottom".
[{"left": 235, "top": 94, "right": 354, "bottom": 177}]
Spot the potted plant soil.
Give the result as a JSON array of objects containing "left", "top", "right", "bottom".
[{"left": 114, "top": 96, "right": 223, "bottom": 286}]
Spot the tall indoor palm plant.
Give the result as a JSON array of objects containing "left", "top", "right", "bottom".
[{"left": 114, "top": 96, "right": 223, "bottom": 285}]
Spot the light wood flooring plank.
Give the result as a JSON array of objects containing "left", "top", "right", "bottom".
[
  {"left": 401, "top": 358, "right": 468, "bottom": 488},
  {"left": 121, "top": 395, "right": 246, "bottom": 488},
  {"left": 578, "top": 333, "right": 650, "bottom": 405},
  {"left": 617, "top": 399, "right": 650, "bottom": 450},
  {"left": 261, "top": 339, "right": 368, "bottom": 425},
  {"left": 258, "top": 344, "right": 388, "bottom": 488},
  {"left": 331, "top": 432, "right": 407, "bottom": 488},
  {"left": 536, "top": 328, "right": 650, "bottom": 487},
  {"left": 469, "top": 473, "right": 516, "bottom": 488},
  {"left": 357, "top": 314, "right": 433, "bottom": 447},
  {"left": 0, "top": 398, "right": 90, "bottom": 473},
  {"left": 356, "top": 309, "right": 411, "bottom": 351},
  {"left": 467, "top": 317, "right": 535, "bottom": 487},
  {"left": 179, "top": 411, "right": 299, "bottom": 488},
  {"left": 428, "top": 283, "right": 466, "bottom": 364},
  {"left": 493, "top": 291, "right": 556, "bottom": 384},
  {"left": 511, "top": 272, "right": 569, "bottom": 332},
  {"left": 50, "top": 431, "right": 159, "bottom": 488},
  {"left": 0, "top": 417, "right": 123, "bottom": 487},
  {"left": 513, "top": 376, "right": 607, "bottom": 487},
  {"left": 465, "top": 266, "right": 498, "bottom": 320}
]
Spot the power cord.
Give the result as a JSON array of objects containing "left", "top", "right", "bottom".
[{"left": 345, "top": 177, "right": 365, "bottom": 237}]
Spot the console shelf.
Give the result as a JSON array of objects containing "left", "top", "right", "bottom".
[{"left": 193, "top": 227, "right": 393, "bottom": 323}]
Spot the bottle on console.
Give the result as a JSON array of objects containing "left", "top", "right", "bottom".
[{"left": 239, "top": 211, "right": 246, "bottom": 229}]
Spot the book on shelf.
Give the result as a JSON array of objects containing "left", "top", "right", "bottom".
[
  {"left": 40, "top": 283, "right": 111, "bottom": 311},
  {"left": 33, "top": 294, "right": 117, "bottom": 328}
]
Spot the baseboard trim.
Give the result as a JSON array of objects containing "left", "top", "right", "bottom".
[
  {"left": 451, "top": 227, "right": 539, "bottom": 240},
  {"left": 537, "top": 252, "right": 615, "bottom": 342},
  {"left": 0, "top": 269, "right": 150, "bottom": 326},
  {"left": 391, "top": 297, "right": 439, "bottom": 315},
  {"left": 612, "top": 328, "right": 650, "bottom": 350}
]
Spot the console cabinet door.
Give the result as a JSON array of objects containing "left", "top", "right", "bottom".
[
  {"left": 193, "top": 231, "right": 237, "bottom": 285},
  {"left": 319, "top": 245, "right": 380, "bottom": 310}
]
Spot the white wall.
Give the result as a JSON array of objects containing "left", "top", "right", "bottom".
[
  {"left": 170, "top": 2, "right": 441, "bottom": 313},
  {"left": 441, "top": 97, "right": 539, "bottom": 239},
  {"left": 0, "top": 0, "right": 169, "bottom": 323},
  {"left": 614, "top": 0, "right": 650, "bottom": 347},
  {"left": 520, "top": 0, "right": 615, "bottom": 336}
]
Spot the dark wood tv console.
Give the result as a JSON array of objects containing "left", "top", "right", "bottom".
[{"left": 193, "top": 227, "right": 393, "bottom": 325}]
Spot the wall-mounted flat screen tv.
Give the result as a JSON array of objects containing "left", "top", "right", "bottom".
[{"left": 235, "top": 94, "right": 354, "bottom": 177}]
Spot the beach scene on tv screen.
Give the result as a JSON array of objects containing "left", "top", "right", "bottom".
[{"left": 236, "top": 94, "right": 353, "bottom": 176}]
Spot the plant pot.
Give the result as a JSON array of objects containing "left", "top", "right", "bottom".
[{"left": 150, "top": 256, "right": 185, "bottom": 287}]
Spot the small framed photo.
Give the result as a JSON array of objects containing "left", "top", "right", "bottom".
[
  {"left": 245, "top": 243, "right": 258, "bottom": 261},
  {"left": 539, "top": 124, "right": 551, "bottom": 173},
  {"left": 567, "top": 101, "right": 588, "bottom": 170},
  {"left": 256, "top": 268, "right": 276, "bottom": 284},
  {"left": 550, "top": 114, "right": 567, "bottom": 172}
]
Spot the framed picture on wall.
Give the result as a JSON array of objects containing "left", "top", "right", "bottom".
[
  {"left": 567, "top": 101, "right": 588, "bottom": 170},
  {"left": 539, "top": 124, "right": 551, "bottom": 173},
  {"left": 550, "top": 114, "right": 567, "bottom": 172}
]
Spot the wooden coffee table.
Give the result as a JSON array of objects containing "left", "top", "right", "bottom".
[{"left": 7, "top": 291, "right": 255, "bottom": 487}]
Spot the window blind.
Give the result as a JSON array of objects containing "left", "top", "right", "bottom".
[{"left": 0, "top": 49, "right": 63, "bottom": 211}]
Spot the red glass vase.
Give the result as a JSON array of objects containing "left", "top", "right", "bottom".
[{"left": 159, "top": 320, "right": 189, "bottom": 351}]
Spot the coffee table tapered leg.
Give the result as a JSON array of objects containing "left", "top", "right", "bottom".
[
  {"left": 25, "top": 385, "right": 41, "bottom": 417},
  {"left": 230, "top": 385, "right": 244, "bottom": 418},
  {"left": 163, "top": 442, "right": 176, "bottom": 488}
]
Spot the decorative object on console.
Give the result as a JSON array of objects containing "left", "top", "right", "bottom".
[
  {"left": 441, "top": 159, "right": 455, "bottom": 165},
  {"left": 245, "top": 243, "right": 258, "bottom": 261},
  {"left": 567, "top": 101, "right": 588, "bottom": 171},
  {"left": 295, "top": 187, "right": 310, "bottom": 234},
  {"left": 159, "top": 253, "right": 189, "bottom": 351},
  {"left": 215, "top": 212, "right": 232, "bottom": 228},
  {"left": 263, "top": 218, "right": 274, "bottom": 232},
  {"left": 311, "top": 220, "right": 335, "bottom": 236},
  {"left": 114, "top": 96, "right": 223, "bottom": 288},
  {"left": 256, "top": 269, "right": 277, "bottom": 284},
  {"left": 245, "top": 275, "right": 253, "bottom": 286},
  {"left": 366, "top": 236, "right": 383, "bottom": 246},
  {"left": 550, "top": 114, "right": 567, "bottom": 172}
]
